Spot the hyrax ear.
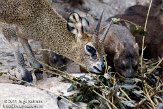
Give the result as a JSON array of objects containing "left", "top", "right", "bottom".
[
  {"left": 134, "top": 43, "right": 139, "bottom": 49},
  {"left": 67, "top": 12, "right": 89, "bottom": 43},
  {"left": 116, "top": 42, "right": 124, "bottom": 53},
  {"left": 133, "top": 43, "right": 139, "bottom": 53}
]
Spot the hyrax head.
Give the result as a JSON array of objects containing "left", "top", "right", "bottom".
[
  {"left": 114, "top": 42, "right": 139, "bottom": 78},
  {"left": 67, "top": 12, "right": 111, "bottom": 74}
]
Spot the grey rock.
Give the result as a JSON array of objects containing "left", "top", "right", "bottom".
[{"left": 0, "top": 83, "right": 59, "bottom": 109}]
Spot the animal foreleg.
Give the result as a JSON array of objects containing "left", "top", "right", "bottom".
[
  {"left": 2, "top": 26, "right": 33, "bottom": 82},
  {"left": 19, "top": 38, "right": 43, "bottom": 80}
]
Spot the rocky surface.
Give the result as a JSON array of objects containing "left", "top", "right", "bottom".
[
  {"left": 0, "top": 77, "right": 82, "bottom": 109},
  {"left": 0, "top": 83, "right": 59, "bottom": 109},
  {"left": 53, "top": 0, "right": 150, "bottom": 25}
]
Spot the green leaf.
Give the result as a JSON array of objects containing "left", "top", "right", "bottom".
[
  {"left": 75, "top": 94, "right": 84, "bottom": 102},
  {"left": 0, "top": 72, "right": 4, "bottom": 76}
]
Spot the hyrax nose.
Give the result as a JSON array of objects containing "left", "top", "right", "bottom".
[{"left": 124, "top": 69, "right": 135, "bottom": 78}]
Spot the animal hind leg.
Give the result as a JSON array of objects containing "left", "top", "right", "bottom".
[
  {"left": 19, "top": 38, "right": 43, "bottom": 80},
  {"left": 2, "top": 25, "right": 33, "bottom": 82}
]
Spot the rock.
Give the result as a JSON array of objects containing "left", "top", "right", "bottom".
[
  {"left": 53, "top": 0, "right": 150, "bottom": 25},
  {"left": 157, "top": 103, "right": 163, "bottom": 109},
  {"left": 0, "top": 74, "right": 13, "bottom": 83},
  {"left": 37, "top": 77, "right": 79, "bottom": 96},
  {"left": 0, "top": 83, "right": 59, "bottom": 109}
]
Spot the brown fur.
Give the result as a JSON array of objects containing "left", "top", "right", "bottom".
[
  {"left": 125, "top": 0, "right": 163, "bottom": 17},
  {"left": 115, "top": 2, "right": 163, "bottom": 60},
  {"left": 104, "top": 24, "right": 139, "bottom": 77},
  {"left": 68, "top": 0, "right": 84, "bottom": 7}
]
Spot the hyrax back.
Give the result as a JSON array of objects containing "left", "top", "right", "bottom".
[{"left": 115, "top": 3, "right": 163, "bottom": 60}]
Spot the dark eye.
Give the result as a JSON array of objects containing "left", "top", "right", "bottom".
[
  {"left": 53, "top": 56, "right": 58, "bottom": 62},
  {"left": 120, "top": 64, "right": 126, "bottom": 70},
  {"left": 86, "top": 45, "right": 96, "bottom": 54},
  {"left": 91, "top": 54, "right": 97, "bottom": 59},
  {"left": 85, "top": 45, "right": 97, "bottom": 59}
]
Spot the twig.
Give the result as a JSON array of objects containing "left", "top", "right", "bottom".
[
  {"left": 119, "top": 88, "right": 132, "bottom": 101},
  {"left": 102, "top": 93, "right": 112, "bottom": 109},
  {"left": 144, "top": 0, "right": 153, "bottom": 31},
  {"left": 39, "top": 48, "right": 54, "bottom": 52},
  {"left": 145, "top": 90, "right": 156, "bottom": 109},
  {"left": 140, "top": 36, "right": 145, "bottom": 74},
  {"left": 140, "top": 0, "right": 153, "bottom": 74},
  {"left": 37, "top": 60, "right": 81, "bottom": 85},
  {"left": 135, "top": 87, "right": 160, "bottom": 108},
  {"left": 147, "top": 58, "right": 163, "bottom": 74},
  {"left": 93, "top": 90, "right": 118, "bottom": 109}
]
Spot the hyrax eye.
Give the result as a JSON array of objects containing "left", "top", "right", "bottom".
[
  {"left": 86, "top": 45, "right": 96, "bottom": 54},
  {"left": 120, "top": 64, "right": 126, "bottom": 70}
]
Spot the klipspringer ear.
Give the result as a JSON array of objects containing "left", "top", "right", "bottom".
[
  {"left": 67, "top": 12, "right": 89, "bottom": 43},
  {"left": 81, "top": 17, "right": 89, "bottom": 32}
]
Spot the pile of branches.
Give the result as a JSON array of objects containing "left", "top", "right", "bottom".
[
  {"left": 64, "top": 58, "right": 163, "bottom": 109},
  {"left": 3, "top": 56, "right": 162, "bottom": 109}
]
